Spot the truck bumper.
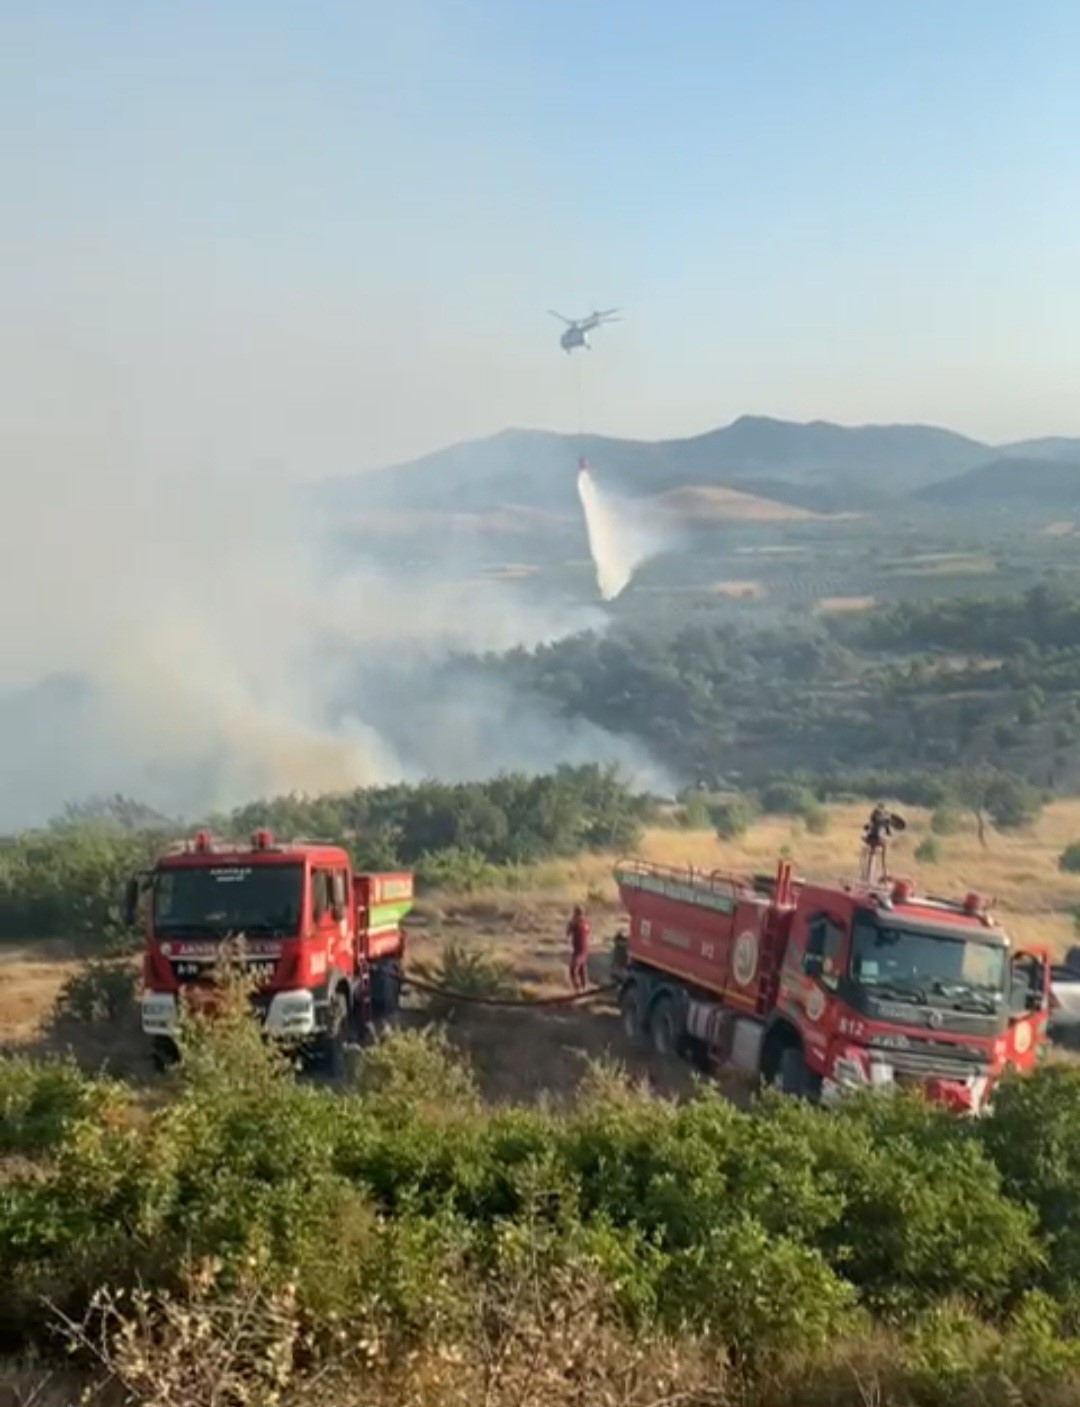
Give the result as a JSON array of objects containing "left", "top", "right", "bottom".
[
  {"left": 821, "top": 1059, "right": 991, "bottom": 1115},
  {"left": 142, "top": 988, "right": 321, "bottom": 1039}
]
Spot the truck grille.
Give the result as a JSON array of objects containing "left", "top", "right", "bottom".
[{"left": 871, "top": 1039, "right": 987, "bottom": 1082}]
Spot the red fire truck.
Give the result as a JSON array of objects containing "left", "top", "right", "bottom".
[
  {"left": 612, "top": 852, "right": 1051, "bottom": 1112},
  {"left": 129, "top": 830, "right": 413, "bottom": 1069}
]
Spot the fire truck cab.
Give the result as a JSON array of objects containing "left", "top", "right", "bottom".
[
  {"left": 613, "top": 856, "right": 1050, "bottom": 1113},
  {"left": 130, "top": 830, "right": 413, "bottom": 1070}
]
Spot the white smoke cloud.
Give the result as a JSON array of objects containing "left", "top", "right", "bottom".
[{"left": 0, "top": 442, "right": 671, "bottom": 829}]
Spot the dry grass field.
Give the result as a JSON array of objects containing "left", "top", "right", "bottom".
[
  {"left": 638, "top": 801, "right": 1080, "bottom": 956},
  {"left": 4, "top": 799, "right": 1080, "bottom": 1094}
]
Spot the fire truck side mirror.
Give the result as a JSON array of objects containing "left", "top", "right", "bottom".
[
  {"left": 331, "top": 873, "right": 347, "bottom": 923},
  {"left": 123, "top": 877, "right": 140, "bottom": 927},
  {"left": 803, "top": 952, "right": 824, "bottom": 980}
]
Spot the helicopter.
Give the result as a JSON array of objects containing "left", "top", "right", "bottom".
[{"left": 548, "top": 308, "right": 620, "bottom": 353}]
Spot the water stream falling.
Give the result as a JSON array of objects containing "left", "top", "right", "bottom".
[{"left": 576, "top": 460, "right": 672, "bottom": 602}]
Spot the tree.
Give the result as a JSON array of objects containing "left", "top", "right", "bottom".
[
  {"left": 984, "top": 774, "right": 1043, "bottom": 830},
  {"left": 760, "top": 781, "right": 817, "bottom": 816},
  {"left": 1018, "top": 686, "right": 1046, "bottom": 726},
  {"left": 712, "top": 795, "right": 757, "bottom": 840}
]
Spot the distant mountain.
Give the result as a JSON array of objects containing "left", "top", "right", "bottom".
[
  {"left": 322, "top": 416, "right": 995, "bottom": 520},
  {"left": 918, "top": 456, "right": 1080, "bottom": 509},
  {"left": 1000, "top": 437, "right": 1080, "bottom": 463}
]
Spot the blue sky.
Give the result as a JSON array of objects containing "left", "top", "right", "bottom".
[{"left": 2, "top": 0, "right": 1079, "bottom": 475}]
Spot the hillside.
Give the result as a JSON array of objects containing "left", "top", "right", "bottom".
[
  {"left": 652, "top": 483, "right": 825, "bottom": 524},
  {"left": 919, "top": 456, "right": 1080, "bottom": 509},
  {"left": 1001, "top": 436, "right": 1080, "bottom": 463},
  {"left": 321, "top": 416, "right": 995, "bottom": 521}
]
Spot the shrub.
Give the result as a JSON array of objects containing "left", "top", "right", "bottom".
[
  {"left": 981, "top": 1065, "right": 1080, "bottom": 1293},
  {"left": 760, "top": 781, "right": 817, "bottom": 816},
  {"left": 0, "top": 825, "right": 160, "bottom": 949},
  {"left": 915, "top": 835, "right": 941, "bottom": 864},
  {"left": 0, "top": 1055, "right": 123, "bottom": 1157},
  {"left": 985, "top": 774, "right": 1043, "bottom": 830},
  {"left": 43, "top": 957, "right": 145, "bottom": 1077},
  {"left": 351, "top": 1027, "right": 479, "bottom": 1114},
  {"left": 791, "top": 1094, "right": 1040, "bottom": 1312},
  {"left": 1018, "top": 685, "right": 1047, "bottom": 725},
  {"left": 1060, "top": 843, "right": 1080, "bottom": 875},
  {"left": 678, "top": 793, "right": 712, "bottom": 830},
  {"left": 10, "top": 973, "right": 1080, "bottom": 1399},
  {"left": 930, "top": 805, "right": 963, "bottom": 835},
  {"left": 51, "top": 957, "right": 139, "bottom": 1028},
  {"left": 411, "top": 939, "right": 520, "bottom": 1019},
  {"left": 803, "top": 804, "right": 830, "bottom": 836},
  {"left": 657, "top": 1215, "right": 856, "bottom": 1363},
  {"left": 711, "top": 794, "right": 758, "bottom": 840},
  {"left": 415, "top": 847, "right": 500, "bottom": 893}
]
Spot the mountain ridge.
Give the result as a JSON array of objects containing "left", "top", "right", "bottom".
[
  {"left": 919, "top": 456, "right": 1080, "bottom": 509},
  {"left": 321, "top": 416, "right": 1080, "bottom": 520}
]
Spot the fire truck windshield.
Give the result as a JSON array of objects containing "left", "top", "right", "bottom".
[
  {"left": 153, "top": 863, "right": 303, "bottom": 938},
  {"left": 850, "top": 913, "right": 1006, "bottom": 1012}
]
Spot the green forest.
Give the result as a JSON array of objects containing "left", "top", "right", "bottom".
[
  {"left": 0, "top": 758, "right": 1049, "bottom": 946},
  {"left": 462, "top": 586, "right": 1080, "bottom": 789},
  {"left": 0, "top": 766, "right": 655, "bottom": 943}
]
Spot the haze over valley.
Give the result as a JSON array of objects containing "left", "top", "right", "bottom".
[{"left": 5, "top": 410, "right": 1080, "bottom": 829}]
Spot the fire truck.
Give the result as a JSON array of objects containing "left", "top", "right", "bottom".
[
  {"left": 612, "top": 842, "right": 1051, "bottom": 1112},
  {"left": 128, "top": 830, "right": 413, "bottom": 1069}
]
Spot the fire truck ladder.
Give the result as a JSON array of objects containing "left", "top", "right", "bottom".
[{"left": 613, "top": 858, "right": 743, "bottom": 914}]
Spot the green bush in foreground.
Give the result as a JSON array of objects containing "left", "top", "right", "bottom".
[
  {"left": 0, "top": 1053, "right": 125, "bottom": 1156},
  {"left": 6, "top": 995, "right": 1080, "bottom": 1404}
]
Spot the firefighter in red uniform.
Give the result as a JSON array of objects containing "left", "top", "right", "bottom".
[{"left": 567, "top": 904, "right": 590, "bottom": 991}]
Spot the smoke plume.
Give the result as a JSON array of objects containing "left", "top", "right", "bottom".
[{"left": 0, "top": 455, "right": 669, "bottom": 830}]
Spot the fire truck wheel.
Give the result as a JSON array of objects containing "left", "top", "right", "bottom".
[
  {"left": 777, "top": 1044, "right": 821, "bottom": 1101},
  {"left": 151, "top": 1037, "right": 179, "bottom": 1073},
  {"left": 319, "top": 990, "right": 349, "bottom": 1076},
  {"left": 649, "top": 995, "right": 678, "bottom": 1057},
  {"left": 619, "top": 983, "right": 647, "bottom": 1044}
]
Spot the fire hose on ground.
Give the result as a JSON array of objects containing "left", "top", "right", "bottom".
[{"left": 398, "top": 974, "right": 617, "bottom": 1009}]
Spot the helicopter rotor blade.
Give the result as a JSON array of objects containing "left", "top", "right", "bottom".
[{"left": 548, "top": 310, "right": 574, "bottom": 324}]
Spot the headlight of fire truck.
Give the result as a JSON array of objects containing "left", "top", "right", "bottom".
[
  {"left": 141, "top": 992, "right": 178, "bottom": 1034},
  {"left": 264, "top": 990, "right": 316, "bottom": 1037}
]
